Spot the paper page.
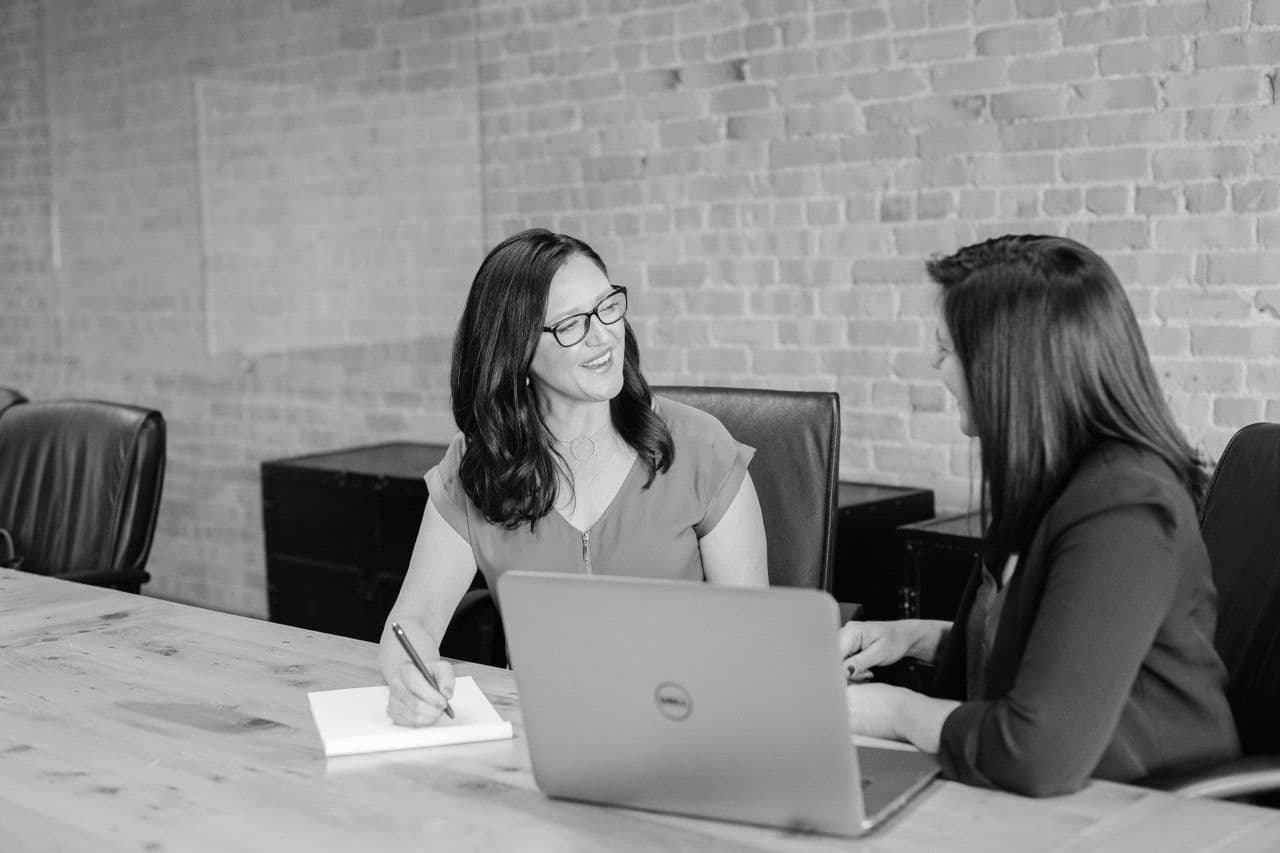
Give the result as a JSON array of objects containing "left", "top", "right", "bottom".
[{"left": 307, "top": 676, "right": 513, "bottom": 757}]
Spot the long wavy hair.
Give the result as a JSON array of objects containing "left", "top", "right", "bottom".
[
  {"left": 927, "top": 234, "right": 1207, "bottom": 558},
  {"left": 450, "top": 228, "right": 674, "bottom": 530}
]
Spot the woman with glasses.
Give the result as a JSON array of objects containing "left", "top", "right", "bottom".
[
  {"left": 380, "top": 228, "right": 767, "bottom": 725},
  {"left": 838, "top": 235, "right": 1238, "bottom": 795}
]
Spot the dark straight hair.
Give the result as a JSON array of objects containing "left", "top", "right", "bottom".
[
  {"left": 927, "top": 234, "right": 1207, "bottom": 558},
  {"left": 450, "top": 228, "right": 673, "bottom": 530}
]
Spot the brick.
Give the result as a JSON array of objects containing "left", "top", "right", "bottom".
[
  {"left": 864, "top": 94, "right": 985, "bottom": 131},
  {"left": 999, "top": 188, "right": 1040, "bottom": 219},
  {"left": 819, "top": 224, "right": 896, "bottom": 256},
  {"left": 1184, "top": 182, "right": 1229, "bottom": 213},
  {"left": 1085, "top": 112, "right": 1182, "bottom": 146},
  {"left": 817, "top": 39, "right": 892, "bottom": 73},
  {"left": 1135, "top": 185, "right": 1180, "bottom": 215},
  {"left": 930, "top": 58, "right": 1007, "bottom": 94},
  {"left": 1213, "top": 396, "right": 1263, "bottom": 428},
  {"left": 753, "top": 348, "right": 822, "bottom": 375},
  {"left": 1262, "top": 217, "right": 1280, "bottom": 249},
  {"left": 1232, "top": 180, "right": 1280, "bottom": 213},
  {"left": 1199, "top": 252, "right": 1280, "bottom": 284},
  {"left": 1153, "top": 146, "right": 1251, "bottom": 180},
  {"left": 778, "top": 75, "right": 848, "bottom": 104},
  {"left": 1007, "top": 49, "right": 1097, "bottom": 85},
  {"left": 820, "top": 348, "right": 893, "bottom": 378},
  {"left": 710, "top": 84, "right": 773, "bottom": 113},
  {"left": 747, "top": 49, "right": 819, "bottom": 79},
  {"left": 1155, "top": 217, "right": 1254, "bottom": 250},
  {"left": 1068, "top": 77, "right": 1159, "bottom": 113},
  {"left": 677, "top": 59, "right": 746, "bottom": 88},
  {"left": 975, "top": 21, "right": 1056, "bottom": 56},
  {"left": 726, "top": 112, "right": 785, "bottom": 139},
  {"left": 657, "top": 118, "right": 721, "bottom": 147},
  {"left": 1065, "top": 220, "right": 1150, "bottom": 251},
  {"left": 873, "top": 443, "right": 950, "bottom": 475},
  {"left": 1247, "top": 363, "right": 1280, "bottom": 394},
  {"left": 849, "top": 68, "right": 928, "bottom": 100},
  {"left": 1061, "top": 148, "right": 1149, "bottom": 182},
  {"left": 973, "top": 152, "right": 1057, "bottom": 185},
  {"left": 1186, "top": 107, "right": 1280, "bottom": 141},
  {"left": 840, "top": 131, "right": 915, "bottom": 161},
  {"left": 1062, "top": 7, "right": 1144, "bottom": 45},
  {"left": 999, "top": 119, "right": 1086, "bottom": 151},
  {"left": 919, "top": 124, "right": 999, "bottom": 157},
  {"left": 777, "top": 317, "right": 846, "bottom": 346},
  {"left": 687, "top": 347, "right": 749, "bottom": 374},
  {"left": 1085, "top": 186, "right": 1129, "bottom": 216},
  {"left": 1149, "top": 0, "right": 1251, "bottom": 37},
  {"left": 1044, "top": 187, "right": 1083, "bottom": 216},
  {"left": 1163, "top": 70, "right": 1266, "bottom": 109},
  {"left": 1256, "top": 0, "right": 1280, "bottom": 23},
  {"left": 1099, "top": 37, "right": 1186, "bottom": 75},
  {"left": 1191, "top": 325, "right": 1280, "bottom": 358},
  {"left": 1156, "top": 289, "right": 1253, "bottom": 322},
  {"left": 1156, "top": 360, "right": 1244, "bottom": 393},
  {"left": 894, "top": 29, "right": 972, "bottom": 63},
  {"left": 992, "top": 88, "right": 1066, "bottom": 120}
]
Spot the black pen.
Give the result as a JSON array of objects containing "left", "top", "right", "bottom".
[{"left": 390, "top": 621, "right": 455, "bottom": 719}]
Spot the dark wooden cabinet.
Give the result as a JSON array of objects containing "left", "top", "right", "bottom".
[
  {"left": 895, "top": 511, "right": 983, "bottom": 620},
  {"left": 833, "top": 482, "right": 935, "bottom": 620},
  {"left": 261, "top": 442, "right": 448, "bottom": 643}
]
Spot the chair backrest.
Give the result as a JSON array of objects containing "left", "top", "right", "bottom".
[
  {"left": 0, "top": 400, "right": 166, "bottom": 584},
  {"left": 653, "top": 386, "right": 840, "bottom": 591},
  {"left": 0, "top": 386, "right": 27, "bottom": 417},
  {"left": 1198, "top": 422, "right": 1280, "bottom": 757}
]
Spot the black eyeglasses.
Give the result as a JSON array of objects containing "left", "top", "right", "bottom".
[{"left": 541, "top": 287, "right": 628, "bottom": 348}]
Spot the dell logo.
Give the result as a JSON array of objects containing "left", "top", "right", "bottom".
[{"left": 654, "top": 681, "right": 693, "bottom": 721}]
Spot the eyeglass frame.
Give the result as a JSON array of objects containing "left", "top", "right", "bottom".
[{"left": 540, "top": 286, "right": 629, "bottom": 348}]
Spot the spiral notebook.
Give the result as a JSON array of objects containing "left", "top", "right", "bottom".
[{"left": 307, "top": 676, "right": 513, "bottom": 757}]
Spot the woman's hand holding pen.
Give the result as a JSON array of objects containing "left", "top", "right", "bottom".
[{"left": 380, "top": 618, "right": 456, "bottom": 727}]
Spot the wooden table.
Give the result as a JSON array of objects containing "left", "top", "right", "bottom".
[{"left": 2, "top": 570, "right": 1278, "bottom": 852}]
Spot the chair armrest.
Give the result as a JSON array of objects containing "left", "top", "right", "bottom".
[{"left": 1141, "top": 754, "right": 1280, "bottom": 800}]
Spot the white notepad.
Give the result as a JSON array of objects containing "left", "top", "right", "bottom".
[{"left": 307, "top": 676, "right": 513, "bottom": 757}]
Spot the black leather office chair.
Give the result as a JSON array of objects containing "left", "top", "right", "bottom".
[
  {"left": 0, "top": 386, "right": 27, "bottom": 417},
  {"left": 0, "top": 400, "right": 166, "bottom": 593},
  {"left": 653, "top": 385, "right": 841, "bottom": 593},
  {"left": 1144, "top": 422, "right": 1280, "bottom": 805}
]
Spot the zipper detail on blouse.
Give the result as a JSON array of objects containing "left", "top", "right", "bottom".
[{"left": 581, "top": 530, "right": 593, "bottom": 574}]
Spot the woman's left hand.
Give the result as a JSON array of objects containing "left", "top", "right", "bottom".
[{"left": 844, "top": 682, "right": 906, "bottom": 741}]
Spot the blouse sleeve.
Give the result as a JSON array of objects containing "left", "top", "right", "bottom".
[
  {"left": 423, "top": 434, "right": 473, "bottom": 544},
  {"left": 691, "top": 416, "right": 755, "bottom": 538}
]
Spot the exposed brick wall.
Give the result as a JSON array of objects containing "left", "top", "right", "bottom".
[{"left": 3, "top": 0, "right": 1280, "bottom": 615}]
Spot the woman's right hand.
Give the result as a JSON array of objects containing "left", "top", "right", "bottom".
[
  {"left": 839, "top": 619, "right": 951, "bottom": 677},
  {"left": 380, "top": 619, "right": 456, "bottom": 727},
  {"left": 839, "top": 620, "right": 913, "bottom": 675}
]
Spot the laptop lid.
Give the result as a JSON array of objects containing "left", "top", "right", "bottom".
[{"left": 498, "top": 572, "right": 938, "bottom": 837}]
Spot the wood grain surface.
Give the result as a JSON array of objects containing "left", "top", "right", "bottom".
[{"left": 2, "top": 569, "right": 1276, "bottom": 852}]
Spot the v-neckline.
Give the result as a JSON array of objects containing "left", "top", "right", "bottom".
[{"left": 554, "top": 454, "right": 642, "bottom": 535}]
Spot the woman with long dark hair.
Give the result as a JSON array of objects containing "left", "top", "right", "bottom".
[
  {"left": 381, "top": 228, "right": 767, "bottom": 725},
  {"left": 840, "top": 235, "right": 1239, "bottom": 795}
]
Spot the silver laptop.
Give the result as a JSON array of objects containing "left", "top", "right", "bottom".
[{"left": 497, "top": 571, "right": 939, "bottom": 837}]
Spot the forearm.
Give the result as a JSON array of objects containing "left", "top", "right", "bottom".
[{"left": 893, "top": 689, "right": 961, "bottom": 754}]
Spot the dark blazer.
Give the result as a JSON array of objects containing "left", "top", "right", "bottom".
[{"left": 933, "top": 442, "right": 1240, "bottom": 796}]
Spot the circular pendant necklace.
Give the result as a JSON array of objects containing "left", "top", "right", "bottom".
[
  {"left": 557, "top": 422, "right": 611, "bottom": 463},
  {"left": 568, "top": 435, "right": 598, "bottom": 462}
]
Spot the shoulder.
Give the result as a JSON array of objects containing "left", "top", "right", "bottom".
[
  {"left": 652, "top": 395, "right": 734, "bottom": 449},
  {"left": 1047, "top": 442, "right": 1196, "bottom": 535}
]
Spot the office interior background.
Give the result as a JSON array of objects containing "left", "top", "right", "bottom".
[{"left": 2, "top": 0, "right": 1278, "bottom": 617}]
